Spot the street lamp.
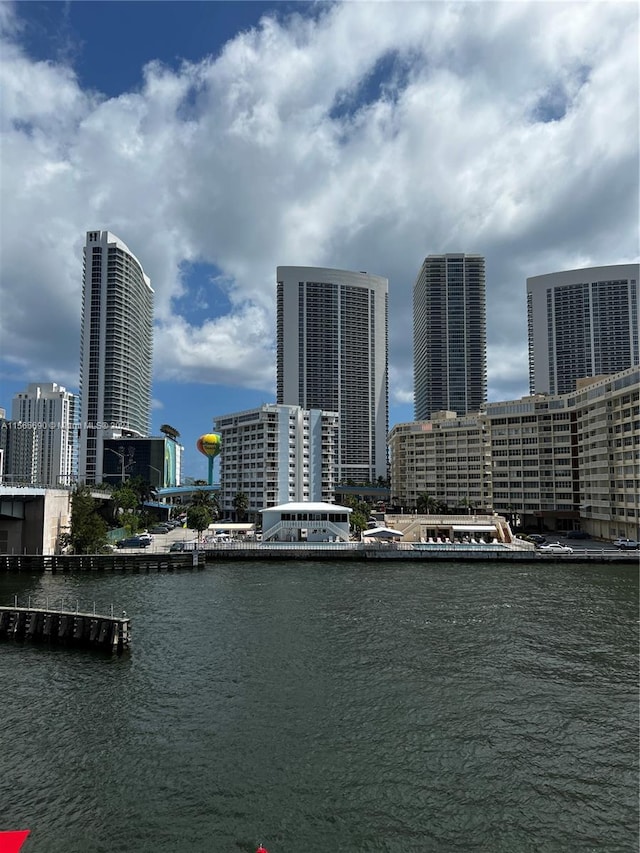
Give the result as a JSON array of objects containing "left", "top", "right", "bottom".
[
  {"left": 105, "top": 447, "right": 127, "bottom": 483},
  {"left": 148, "top": 464, "right": 163, "bottom": 488}
]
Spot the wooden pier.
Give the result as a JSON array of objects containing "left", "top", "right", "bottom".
[{"left": 0, "top": 604, "right": 131, "bottom": 653}]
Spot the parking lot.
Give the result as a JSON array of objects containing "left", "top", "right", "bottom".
[{"left": 113, "top": 525, "right": 199, "bottom": 554}]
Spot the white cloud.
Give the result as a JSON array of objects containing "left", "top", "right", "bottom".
[{"left": 0, "top": 0, "right": 637, "bottom": 414}]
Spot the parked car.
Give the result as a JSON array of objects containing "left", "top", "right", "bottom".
[
  {"left": 116, "top": 536, "right": 150, "bottom": 549},
  {"left": 613, "top": 538, "right": 639, "bottom": 550},
  {"left": 137, "top": 532, "right": 153, "bottom": 543},
  {"left": 149, "top": 525, "right": 171, "bottom": 534},
  {"left": 528, "top": 534, "right": 547, "bottom": 545},
  {"left": 566, "top": 530, "right": 590, "bottom": 539},
  {"left": 538, "top": 543, "right": 573, "bottom": 554},
  {"left": 169, "top": 541, "right": 196, "bottom": 552}
]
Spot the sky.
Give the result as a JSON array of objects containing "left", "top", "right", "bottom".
[{"left": 0, "top": 0, "right": 638, "bottom": 481}]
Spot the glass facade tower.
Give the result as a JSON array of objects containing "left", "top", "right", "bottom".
[
  {"left": 413, "top": 254, "right": 487, "bottom": 420},
  {"left": 78, "top": 230, "right": 153, "bottom": 484}
]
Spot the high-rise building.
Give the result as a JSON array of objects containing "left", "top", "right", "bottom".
[
  {"left": 78, "top": 230, "right": 154, "bottom": 484},
  {"left": 413, "top": 254, "right": 487, "bottom": 421},
  {"left": 276, "top": 266, "right": 388, "bottom": 484},
  {"left": 214, "top": 404, "right": 339, "bottom": 518},
  {"left": 5, "top": 383, "right": 76, "bottom": 487},
  {"left": 527, "top": 264, "right": 639, "bottom": 395}
]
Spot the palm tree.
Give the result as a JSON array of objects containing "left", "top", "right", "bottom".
[
  {"left": 232, "top": 491, "right": 249, "bottom": 522},
  {"left": 191, "top": 489, "right": 220, "bottom": 519},
  {"left": 416, "top": 493, "right": 438, "bottom": 514}
]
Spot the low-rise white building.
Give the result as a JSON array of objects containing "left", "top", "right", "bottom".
[
  {"left": 260, "top": 502, "right": 352, "bottom": 542},
  {"left": 214, "top": 404, "right": 339, "bottom": 521}
]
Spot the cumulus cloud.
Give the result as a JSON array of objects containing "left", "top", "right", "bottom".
[{"left": 1, "top": 0, "right": 638, "bottom": 415}]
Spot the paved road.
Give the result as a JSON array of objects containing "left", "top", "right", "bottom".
[
  {"left": 533, "top": 534, "right": 638, "bottom": 556},
  {"left": 114, "top": 526, "right": 198, "bottom": 554}
]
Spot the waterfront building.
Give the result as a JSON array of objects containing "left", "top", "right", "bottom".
[
  {"left": 572, "top": 367, "right": 639, "bottom": 540},
  {"left": 413, "top": 254, "right": 486, "bottom": 421},
  {"left": 527, "top": 264, "right": 639, "bottom": 395},
  {"left": 260, "top": 501, "right": 351, "bottom": 543},
  {"left": 388, "top": 411, "right": 492, "bottom": 512},
  {"left": 78, "top": 230, "right": 154, "bottom": 484},
  {"left": 214, "top": 404, "right": 339, "bottom": 521},
  {"left": 3, "top": 383, "right": 76, "bottom": 487},
  {"left": 484, "top": 394, "right": 576, "bottom": 530},
  {"left": 276, "top": 266, "right": 388, "bottom": 484},
  {"left": 389, "top": 367, "right": 639, "bottom": 541}
]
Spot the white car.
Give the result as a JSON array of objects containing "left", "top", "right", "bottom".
[
  {"left": 538, "top": 542, "right": 573, "bottom": 554},
  {"left": 613, "top": 538, "right": 639, "bottom": 550}
]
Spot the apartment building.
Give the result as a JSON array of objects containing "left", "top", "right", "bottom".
[
  {"left": 413, "top": 254, "right": 487, "bottom": 420},
  {"left": 527, "top": 264, "right": 639, "bottom": 395},
  {"left": 276, "top": 266, "right": 388, "bottom": 484},
  {"left": 572, "top": 367, "right": 639, "bottom": 540},
  {"left": 389, "top": 368, "right": 639, "bottom": 540},
  {"left": 484, "top": 395, "right": 577, "bottom": 530},
  {"left": 214, "top": 404, "right": 339, "bottom": 521},
  {"left": 78, "top": 230, "right": 154, "bottom": 484},
  {"left": 4, "top": 383, "right": 76, "bottom": 487},
  {"left": 388, "top": 411, "right": 492, "bottom": 512}
]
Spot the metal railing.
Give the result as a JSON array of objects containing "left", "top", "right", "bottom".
[{"left": 6, "top": 595, "right": 124, "bottom": 617}]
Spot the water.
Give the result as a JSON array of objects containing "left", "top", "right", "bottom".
[{"left": 0, "top": 561, "right": 637, "bottom": 853}]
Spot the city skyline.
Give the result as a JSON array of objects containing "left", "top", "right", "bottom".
[{"left": 0, "top": 1, "right": 638, "bottom": 478}]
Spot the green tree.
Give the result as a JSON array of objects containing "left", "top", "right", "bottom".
[
  {"left": 111, "top": 484, "right": 140, "bottom": 534},
  {"left": 191, "top": 489, "right": 220, "bottom": 514},
  {"left": 350, "top": 510, "right": 369, "bottom": 536},
  {"left": 187, "top": 505, "right": 213, "bottom": 548},
  {"left": 232, "top": 491, "right": 249, "bottom": 522},
  {"left": 340, "top": 495, "right": 372, "bottom": 521},
  {"left": 65, "top": 486, "right": 109, "bottom": 554},
  {"left": 456, "top": 497, "right": 476, "bottom": 515},
  {"left": 416, "top": 493, "right": 438, "bottom": 514}
]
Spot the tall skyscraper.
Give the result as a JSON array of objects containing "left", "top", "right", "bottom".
[
  {"left": 527, "top": 264, "right": 639, "bottom": 395},
  {"left": 413, "top": 253, "right": 487, "bottom": 420},
  {"left": 6, "top": 383, "right": 76, "bottom": 486},
  {"left": 276, "top": 266, "right": 388, "bottom": 485},
  {"left": 78, "top": 230, "right": 154, "bottom": 484}
]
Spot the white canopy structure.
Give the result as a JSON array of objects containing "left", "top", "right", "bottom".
[{"left": 362, "top": 527, "right": 404, "bottom": 539}]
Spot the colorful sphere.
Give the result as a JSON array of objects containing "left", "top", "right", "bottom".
[{"left": 196, "top": 433, "right": 222, "bottom": 458}]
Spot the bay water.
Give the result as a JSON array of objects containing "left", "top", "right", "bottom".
[{"left": 0, "top": 560, "right": 637, "bottom": 852}]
